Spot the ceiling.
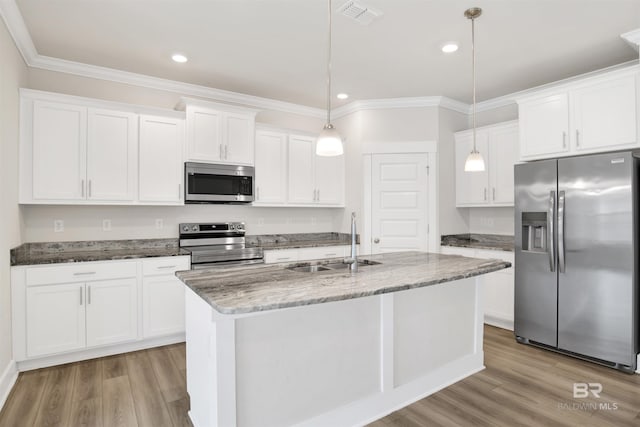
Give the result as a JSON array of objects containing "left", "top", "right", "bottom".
[{"left": 14, "top": 0, "right": 640, "bottom": 108}]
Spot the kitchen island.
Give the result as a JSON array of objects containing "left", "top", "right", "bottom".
[{"left": 176, "top": 251, "right": 510, "bottom": 427}]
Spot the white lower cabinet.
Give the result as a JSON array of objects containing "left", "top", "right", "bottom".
[
  {"left": 13, "top": 256, "right": 190, "bottom": 368},
  {"left": 440, "top": 245, "right": 514, "bottom": 330},
  {"left": 142, "top": 257, "right": 190, "bottom": 338}
]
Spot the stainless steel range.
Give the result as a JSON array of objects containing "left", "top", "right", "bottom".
[{"left": 179, "top": 222, "right": 263, "bottom": 269}]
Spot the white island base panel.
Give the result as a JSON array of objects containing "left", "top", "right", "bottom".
[{"left": 185, "top": 276, "right": 485, "bottom": 427}]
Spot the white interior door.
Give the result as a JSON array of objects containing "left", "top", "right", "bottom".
[{"left": 371, "top": 154, "right": 429, "bottom": 254}]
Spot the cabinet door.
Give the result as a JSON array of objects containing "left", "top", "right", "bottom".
[
  {"left": 288, "top": 135, "right": 315, "bottom": 204},
  {"left": 224, "top": 112, "right": 254, "bottom": 165},
  {"left": 86, "top": 278, "right": 137, "bottom": 347},
  {"left": 519, "top": 93, "right": 569, "bottom": 159},
  {"left": 186, "top": 106, "right": 222, "bottom": 162},
  {"left": 255, "top": 130, "right": 287, "bottom": 204},
  {"left": 455, "top": 131, "right": 490, "bottom": 206},
  {"left": 143, "top": 275, "right": 185, "bottom": 337},
  {"left": 571, "top": 75, "right": 637, "bottom": 152},
  {"left": 26, "top": 283, "right": 86, "bottom": 357},
  {"left": 32, "top": 100, "right": 86, "bottom": 200},
  {"left": 488, "top": 124, "right": 518, "bottom": 206},
  {"left": 87, "top": 109, "right": 137, "bottom": 201},
  {"left": 139, "top": 115, "right": 184, "bottom": 203},
  {"left": 315, "top": 154, "right": 345, "bottom": 206}
]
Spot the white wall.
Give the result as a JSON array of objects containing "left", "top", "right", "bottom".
[
  {"left": 22, "top": 68, "right": 344, "bottom": 242},
  {"left": 0, "top": 15, "right": 28, "bottom": 403}
]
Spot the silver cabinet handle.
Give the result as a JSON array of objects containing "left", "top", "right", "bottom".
[
  {"left": 374, "top": 238, "right": 380, "bottom": 244},
  {"left": 317, "top": 189, "right": 320, "bottom": 202},
  {"left": 558, "top": 190, "right": 566, "bottom": 273},
  {"left": 575, "top": 130, "right": 580, "bottom": 147},
  {"left": 88, "top": 180, "right": 92, "bottom": 197},
  {"left": 80, "top": 287, "right": 83, "bottom": 305},
  {"left": 81, "top": 179, "right": 85, "bottom": 198},
  {"left": 178, "top": 183, "right": 181, "bottom": 199},
  {"left": 73, "top": 271, "right": 96, "bottom": 276},
  {"left": 219, "top": 144, "right": 223, "bottom": 159},
  {"left": 88, "top": 285, "right": 92, "bottom": 304},
  {"left": 313, "top": 189, "right": 317, "bottom": 201},
  {"left": 484, "top": 188, "right": 487, "bottom": 201},
  {"left": 157, "top": 265, "right": 177, "bottom": 269},
  {"left": 224, "top": 145, "right": 229, "bottom": 160},
  {"left": 492, "top": 188, "right": 496, "bottom": 201},
  {"left": 256, "top": 187, "right": 260, "bottom": 201},
  {"left": 276, "top": 257, "right": 291, "bottom": 261},
  {"left": 562, "top": 131, "right": 567, "bottom": 149},
  {"left": 548, "top": 191, "right": 556, "bottom": 273}
]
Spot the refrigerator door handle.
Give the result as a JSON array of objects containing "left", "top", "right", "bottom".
[
  {"left": 558, "top": 190, "right": 566, "bottom": 273},
  {"left": 548, "top": 191, "right": 556, "bottom": 272}
]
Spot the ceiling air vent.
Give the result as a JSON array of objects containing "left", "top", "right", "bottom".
[{"left": 338, "top": 1, "right": 383, "bottom": 25}]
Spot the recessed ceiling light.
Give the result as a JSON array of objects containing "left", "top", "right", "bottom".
[
  {"left": 172, "top": 54, "right": 188, "bottom": 63},
  {"left": 337, "top": 93, "right": 349, "bottom": 100},
  {"left": 441, "top": 43, "right": 459, "bottom": 53}
]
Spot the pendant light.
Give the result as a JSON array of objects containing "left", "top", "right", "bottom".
[
  {"left": 316, "top": 0, "right": 344, "bottom": 156},
  {"left": 463, "top": 7, "right": 485, "bottom": 172}
]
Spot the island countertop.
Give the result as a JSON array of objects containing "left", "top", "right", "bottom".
[{"left": 176, "top": 251, "right": 511, "bottom": 315}]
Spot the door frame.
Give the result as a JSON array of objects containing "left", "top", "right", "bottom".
[{"left": 362, "top": 141, "right": 438, "bottom": 255}]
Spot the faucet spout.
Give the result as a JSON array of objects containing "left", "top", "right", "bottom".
[{"left": 348, "top": 212, "right": 358, "bottom": 272}]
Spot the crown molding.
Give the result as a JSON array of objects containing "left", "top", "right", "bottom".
[
  {"left": 621, "top": 28, "right": 640, "bottom": 50},
  {"left": 0, "top": 0, "right": 36, "bottom": 63},
  {"left": 333, "top": 96, "right": 470, "bottom": 118}
]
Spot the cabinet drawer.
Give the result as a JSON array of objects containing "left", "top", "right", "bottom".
[
  {"left": 142, "top": 256, "right": 191, "bottom": 276},
  {"left": 475, "top": 249, "right": 514, "bottom": 265},
  {"left": 264, "top": 249, "right": 299, "bottom": 264},
  {"left": 297, "top": 246, "right": 346, "bottom": 261},
  {"left": 26, "top": 261, "right": 137, "bottom": 286}
]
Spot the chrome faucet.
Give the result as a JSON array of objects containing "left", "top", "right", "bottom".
[{"left": 345, "top": 212, "right": 358, "bottom": 272}]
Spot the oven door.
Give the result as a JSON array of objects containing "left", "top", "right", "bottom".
[{"left": 185, "top": 162, "right": 254, "bottom": 203}]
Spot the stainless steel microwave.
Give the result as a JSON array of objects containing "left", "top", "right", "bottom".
[{"left": 184, "top": 162, "right": 254, "bottom": 203}]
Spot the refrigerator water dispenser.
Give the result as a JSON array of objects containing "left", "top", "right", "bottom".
[{"left": 521, "top": 212, "right": 547, "bottom": 253}]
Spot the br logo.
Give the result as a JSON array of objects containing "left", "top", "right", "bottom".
[{"left": 573, "top": 382, "right": 603, "bottom": 398}]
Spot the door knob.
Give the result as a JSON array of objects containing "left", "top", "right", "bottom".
[{"left": 373, "top": 238, "right": 380, "bottom": 243}]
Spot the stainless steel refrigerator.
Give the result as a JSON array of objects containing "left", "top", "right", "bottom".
[{"left": 514, "top": 150, "right": 638, "bottom": 372}]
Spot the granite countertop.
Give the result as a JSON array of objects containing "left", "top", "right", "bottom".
[
  {"left": 11, "top": 239, "right": 189, "bottom": 266},
  {"left": 176, "top": 251, "right": 511, "bottom": 315},
  {"left": 440, "top": 234, "right": 514, "bottom": 252}
]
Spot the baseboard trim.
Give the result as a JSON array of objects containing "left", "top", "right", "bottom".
[
  {"left": 484, "top": 314, "right": 514, "bottom": 331},
  {"left": 16, "top": 333, "right": 185, "bottom": 372},
  {"left": 0, "top": 359, "right": 19, "bottom": 412}
]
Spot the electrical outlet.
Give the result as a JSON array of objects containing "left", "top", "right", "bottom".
[
  {"left": 102, "top": 219, "right": 112, "bottom": 231},
  {"left": 155, "top": 219, "right": 163, "bottom": 229},
  {"left": 53, "top": 220, "right": 64, "bottom": 233}
]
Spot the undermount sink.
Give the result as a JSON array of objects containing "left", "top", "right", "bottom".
[
  {"left": 287, "top": 265, "right": 331, "bottom": 273},
  {"left": 324, "top": 260, "right": 381, "bottom": 270}
]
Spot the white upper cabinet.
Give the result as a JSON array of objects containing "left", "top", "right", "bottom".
[
  {"left": 455, "top": 121, "right": 518, "bottom": 207},
  {"left": 254, "top": 129, "right": 288, "bottom": 204},
  {"left": 315, "top": 154, "right": 345, "bottom": 205},
  {"left": 87, "top": 108, "right": 137, "bottom": 202},
  {"left": 182, "top": 99, "right": 258, "bottom": 165},
  {"left": 288, "top": 134, "right": 316, "bottom": 204},
  {"left": 31, "top": 100, "right": 87, "bottom": 201},
  {"left": 138, "top": 115, "right": 184, "bottom": 204},
  {"left": 19, "top": 89, "right": 185, "bottom": 205},
  {"left": 518, "top": 69, "right": 639, "bottom": 160}
]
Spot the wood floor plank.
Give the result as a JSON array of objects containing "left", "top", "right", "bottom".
[
  {"left": 103, "top": 376, "right": 138, "bottom": 427},
  {"left": 147, "top": 347, "right": 187, "bottom": 403},
  {"left": 0, "top": 369, "right": 48, "bottom": 427},
  {"left": 102, "top": 354, "right": 128, "bottom": 380},
  {"left": 125, "top": 350, "right": 174, "bottom": 427},
  {"left": 33, "top": 364, "right": 77, "bottom": 427},
  {"left": 166, "top": 397, "right": 192, "bottom": 427},
  {"left": 69, "top": 359, "right": 103, "bottom": 427}
]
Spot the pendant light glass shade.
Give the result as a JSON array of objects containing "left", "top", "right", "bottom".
[
  {"left": 463, "top": 7, "right": 485, "bottom": 172},
  {"left": 316, "top": 0, "right": 344, "bottom": 157},
  {"left": 317, "top": 124, "right": 344, "bottom": 156},
  {"left": 464, "top": 150, "right": 486, "bottom": 172}
]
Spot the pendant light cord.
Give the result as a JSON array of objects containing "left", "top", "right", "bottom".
[
  {"left": 326, "top": 0, "right": 333, "bottom": 126},
  {"left": 471, "top": 14, "right": 477, "bottom": 153}
]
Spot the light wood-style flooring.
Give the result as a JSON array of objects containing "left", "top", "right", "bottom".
[{"left": 1, "top": 326, "right": 639, "bottom": 426}]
